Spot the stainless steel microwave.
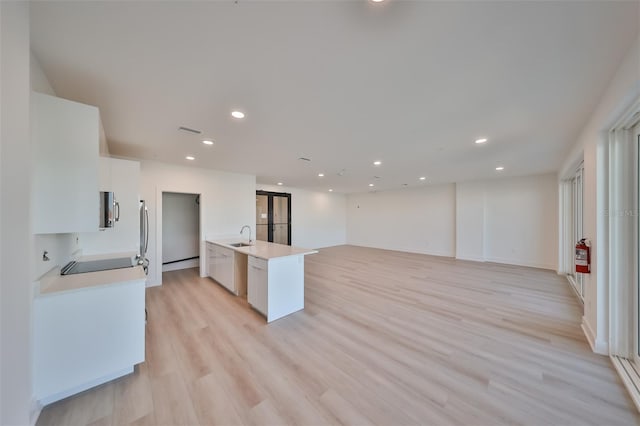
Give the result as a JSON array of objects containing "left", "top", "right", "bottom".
[{"left": 99, "top": 191, "right": 119, "bottom": 228}]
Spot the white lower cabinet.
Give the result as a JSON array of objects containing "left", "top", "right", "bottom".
[
  {"left": 206, "top": 242, "right": 246, "bottom": 296},
  {"left": 248, "top": 256, "right": 268, "bottom": 316},
  {"left": 33, "top": 279, "right": 145, "bottom": 405},
  {"left": 247, "top": 254, "right": 305, "bottom": 322}
]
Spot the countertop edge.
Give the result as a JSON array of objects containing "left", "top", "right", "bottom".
[
  {"left": 36, "top": 265, "right": 146, "bottom": 297},
  {"left": 206, "top": 239, "right": 318, "bottom": 260}
]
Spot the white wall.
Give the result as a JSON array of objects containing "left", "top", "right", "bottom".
[
  {"left": 140, "top": 161, "right": 255, "bottom": 286},
  {"left": 457, "top": 174, "right": 558, "bottom": 270},
  {"left": 162, "top": 192, "right": 199, "bottom": 265},
  {"left": 30, "top": 52, "right": 55, "bottom": 96},
  {"left": 1, "top": 2, "right": 33, "bottom": 424},
  {"left": 345, "top": 176, "right": 557, "bottom": 269},
  {"left": 257, "top": 184, "right": 347, "bottom": 249},
  {"left": 33, "top": 234, "right": 79, "bottom": 279},
  {"left": 558, "top": 34, "right": 640, "bottom": 353},
  {"left": 455, "top": 182, "right": 485, "bottom": 262},
  {"left": 347, "top": 184, "right": 457, "bottom": 257}
]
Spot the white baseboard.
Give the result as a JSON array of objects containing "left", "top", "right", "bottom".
[
  {"left": 483, "top": 256, "right": 555, "bottom": 270},
  {"left": 162, "top": 258, "right": 198, "bottom": 272},
  {"left": 30, "top": 398, "right": 42, "bottom": 426},
  {"left": 611, "top": 356, "right": 640, "bottom": 413},
  {"left": 581, "top": 316, "right": 608, "bottom": 355},
  {"left": 348, "top": 244, "right": 454, "bottom": 259},
  {"left": 36, "top": 367, "right": 133, "bottom": 406},
  {"left": 455, "top": 255, "right": 485, "bottom": 263}
]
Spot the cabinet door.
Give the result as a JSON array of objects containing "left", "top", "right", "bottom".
[
  {"left": 33, "top": 280, "right": 145, "bottom": 404},
  {"left": 216, "top": 246, "right": 235, "bottom": 292},
  {"left": 248, "top": 256, "right": 268, "bottom": 316},
  {"left": 207, "top": 243, "right": 216, "bottom": 279},
  {"left": 32, "top": 92, "right": 99, "bottom": 234},
  {"left": 209, "top": 245, "right": 234, "bottom": 292}
]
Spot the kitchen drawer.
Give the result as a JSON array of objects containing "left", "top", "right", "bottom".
[{"left": 248, "top": 255, "right": 267, "bottom": 271}]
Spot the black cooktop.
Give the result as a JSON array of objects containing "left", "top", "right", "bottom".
[{"left": 61, "top": 257, "right": 134, "bottom": 275}]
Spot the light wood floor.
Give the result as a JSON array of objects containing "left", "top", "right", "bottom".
[{"left": 37, "top": 245, "right": 639, "bottom": 425}]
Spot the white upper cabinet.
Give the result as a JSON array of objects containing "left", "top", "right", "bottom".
[
  {"left": 79, "top": 157, "right": 141, "bottom": 255},
  {"left": 31, "top": 92, "right": 99, "bottom": 234}
]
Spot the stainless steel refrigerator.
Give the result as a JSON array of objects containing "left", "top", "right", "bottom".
[{"left": 136, "top": 199, "right": 150, "bottom": 274}]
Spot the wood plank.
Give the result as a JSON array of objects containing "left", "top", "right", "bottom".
[{"left": 37, "top": 245, "right": 640, "bottom": 425}]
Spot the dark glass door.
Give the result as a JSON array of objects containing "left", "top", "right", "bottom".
[{"left": 256, "top": 191, "right": 291, "bottom": 245}]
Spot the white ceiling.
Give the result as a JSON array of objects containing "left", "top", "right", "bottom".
[{"left": 30, "top": 1, "right": 639, "bottom": 193}]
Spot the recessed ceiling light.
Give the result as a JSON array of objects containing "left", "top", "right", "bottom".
[
  {"left": 419, "top": 176, "right": 426, "bottom": 180},
  {"left": 202, "top": 139, "right": 214, "bottom": 145},
  {"left": 277, "top": 182, "right": 283, "bottom": 186},
  {"left": 371, "top": 0, "right": 385, "bottom": 2},
  {"left": 328, "top": 189, "right": 333, "bottom": 192},
  {"left": 185, "top": 156, "right": 195, "bottom": 161},
  {"left": 318, "top": 173, "right": 324, "bottom": 177},
  {"left": 373, "top": 161, "right": 382, "bottom": 166},
  {"left": 231, "top": 110, "right": 245, "bottom": 119},
  {"left": 368, "top": 183, "right": 374, "bottom": 187},
  {"left": 475, "top": 138, "right": 488, "bottom": 144},
  {"left": 495, "top": 166, "right": 504, "bottom": 171}
]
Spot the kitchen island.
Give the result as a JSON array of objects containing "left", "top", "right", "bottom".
[{"left": 206, "top": 239, "right": 317, "bottom": 322}]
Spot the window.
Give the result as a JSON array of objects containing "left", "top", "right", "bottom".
[
  {"left": 567, "top": 163, "right": 585, "bottom": 300},
  {"left": 609, "top": 104, "right": 640, "bottom": 409},
  {"left": 634, "top": 122, "right": 640, "bottom": 364}
]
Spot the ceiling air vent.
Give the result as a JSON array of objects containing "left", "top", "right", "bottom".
[{"left": 178, "top": 126, "right": 202, "bottom": 134}]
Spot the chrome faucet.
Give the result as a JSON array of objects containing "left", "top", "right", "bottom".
[{"left": 240, "top": 225, "right": 252, "bottom": 242}]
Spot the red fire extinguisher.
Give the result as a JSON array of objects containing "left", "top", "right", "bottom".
[{"left": 575, "top": 239, "right": 590, "bottom": 274}]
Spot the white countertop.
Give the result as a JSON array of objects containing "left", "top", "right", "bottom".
[
  {"left": 36, "top": 252, "right": 146, "bottom": 296},
  {"left": 207, "top": 239, "right": 317, "bottom": 260}
]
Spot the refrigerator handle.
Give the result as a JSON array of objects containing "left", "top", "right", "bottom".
[
  {"left": 114, "top": 201, "right": 120, "bottom": 222},
  {"left": 144, "top": 207, "right": 149, "bottom": 255}
]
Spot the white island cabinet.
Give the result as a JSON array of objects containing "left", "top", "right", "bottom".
[
  {"left": 206, "top": 242, "right": 247, "bottom": 296},
  {"left": 33, "top": 265, "right": 146, "bottom": 406},
  {"left": 31, "top": 92, "right": 100, "bottom": 234},
  {"left": 248, "top": 254, "right": 306, "bottom": 322},
  {"left": 207, "top": 240, "right": 316, "bottom": 322}
]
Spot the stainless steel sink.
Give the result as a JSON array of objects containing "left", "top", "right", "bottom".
[{"left": 229, "top": 242, "right": 252, "bottom": 247}]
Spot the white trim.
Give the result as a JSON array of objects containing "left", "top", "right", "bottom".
[
  {"left": 36, "top": 367, "right": 133, "bottom": 406},
  {"left": 609, "top": 98, "right": 640, "bottom": 130},
  {"left": 154, "top": 188, "right": 204, "bottom": 287},
  {"left": 582, "top": 316, "right": 596, "bottom": 351},
  {"left": 454, "top": 255, "right": 485, "bottom": 263},
  {"left": 566, "top": 275, "right": 585, "bottom": 303},
  {"left": 162, "top": 258, "right": 199, "bottom": 272},
  {"left": 29, "top": 399, "right": 42, "bottom": 426},
  {"left": 582, "top": 316, "right": 609, "bottom": 355},
  {"left": 483, "top": 256, "right": 555, "bottom": 271},
  {"left": 611, "top": 356, "right": 640, "bottom": 412},
  {"left": 608, "top": 124, "right": 638, "bottom": 358}
]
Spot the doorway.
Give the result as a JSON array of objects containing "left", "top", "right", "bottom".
[
  {"left": 161, "top": 192, "right": 200, "bottom": 272},
  {"left": 256, "top": 191, "right": 291, "bottom": 245}
]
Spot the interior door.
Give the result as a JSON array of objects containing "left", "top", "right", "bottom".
[
  {"left": 256, "top": 191, "right": 291, "bottom": 245},
  {"left": 256, "top": 194, "right": 269, "bottom": 242},
  {"left": 272, "top": 195, "right": 290, "bottom": 245}
]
